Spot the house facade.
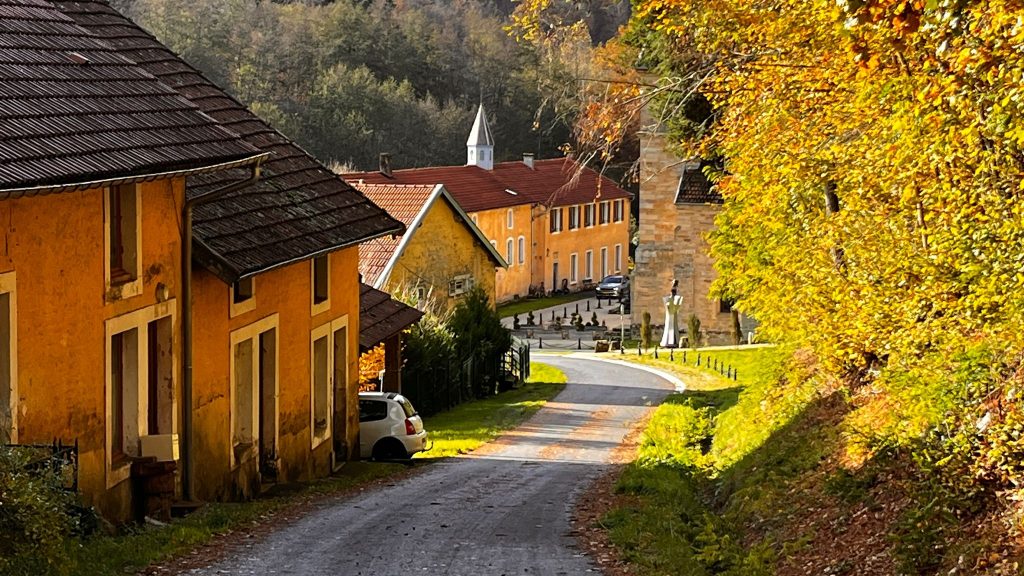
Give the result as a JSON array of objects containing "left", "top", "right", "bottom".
[
  {"left": 3, "top": 0, "right": 404, "bottom": 521},
  {"left": 345, "top": 106, "right": 632, "bottom": 303},
  {"left": 354, "top": 183, "right": 505, "bottom": 310},
  {"left": 631, "top": 104, "right": 755, "bottom": 344}
]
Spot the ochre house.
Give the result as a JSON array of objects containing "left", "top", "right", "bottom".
[
  {"left": 345, "top": 105, "right": 633, "bottom": 304},
  {"left": 2, "top": 0, "right": 404, "bottom": 521},
  {"left": 353, "top": 182, "right": 506, "bottom": 310}
]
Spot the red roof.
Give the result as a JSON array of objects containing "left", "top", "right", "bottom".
[
  {"left": 344, "top": 158, "right": 631, "bottom": 213},
  {"left": 355, "top": 184, "right": 436, "bottom": 286}
]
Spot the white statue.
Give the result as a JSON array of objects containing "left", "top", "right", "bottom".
[{"left": 660, "top": 279, "right": 684, "bottom": 348}]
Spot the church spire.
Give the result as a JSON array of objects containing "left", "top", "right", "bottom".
[{"left": 466, "top": 104, "right": 494, "bottom": 170}]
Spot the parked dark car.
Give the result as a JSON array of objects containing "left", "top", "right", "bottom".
[{"left": 595, "top": 275, "right": 630, "bottom": 299}]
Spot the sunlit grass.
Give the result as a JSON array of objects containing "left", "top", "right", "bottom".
[
  {"left": 497, "top": 292, "right": 593, "bottom": 318},
  {"left": 417, "top": 361, "right": 567, "bottom": 458}
]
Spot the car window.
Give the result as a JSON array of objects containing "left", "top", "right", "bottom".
[
  {"left": 396, "top": 396, "right": 417, "bottom": 418},
  {"left": 359, "top": 399, "right": 388, "bottom": 422}
]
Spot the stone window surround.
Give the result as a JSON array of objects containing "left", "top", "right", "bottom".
[
  {"left": 230, "top": 276, "right": 256, "bottom": 318},
  {"left": 311, "top": 254, "right": 331, "bottom": 317},
  {"left": 229, "top": 313, "right": 279, "bottom": 469}
]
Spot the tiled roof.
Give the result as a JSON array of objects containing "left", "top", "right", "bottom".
[
  {"left": 359, "top": 283, "right": 423, "bottom": 351},
  {"left": 54, "top": 0, "right": 404, "bottom": 281},
  {"left": 675, "top": 164, "right": 722, "bottom": 205},
  {"left": 353, "top": 182, "right": 505, "bottom": 286},
  {"left": 355, "top": 183, "right": 436, "bottom": 286},
  {"left": 344, "top": 157, "right": 632, "bottom": 213},
  {"left": 0, "top": 0, "right": 260, "bottom": 192}
]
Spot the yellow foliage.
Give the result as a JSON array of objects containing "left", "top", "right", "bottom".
[{"left": 358, "top": 345, "right": 386, "bottom": 392}]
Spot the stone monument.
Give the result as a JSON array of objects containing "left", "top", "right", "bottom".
[{"left": 660, "top": 279, "right": 684, "bottom": 348}]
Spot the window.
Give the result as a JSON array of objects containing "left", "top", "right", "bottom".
[
  {"left": 312, "top": 254, "right": 330, "bottom": 315},
  {"left": 506, "top": 238, "right": 514, "bottom": 265},
  {"left": 0, "top": 272, "right": 16, "bottom": 443},
  {"left": 720, "top": 297, "right": 737, "bottom": 313},
  {"left": 489, "top": 239, "right": 497, "bottom": 250},
  {"left": 585, "top": 250, "right": 593, "bottom": 280},
  {"left": 233, "top": 278, "right": 254, "bottom": 304},
  {"left": 229, "top": 315, "right": 278, "bottom": 466},
  {"left": 517, "top": 236, "right": 526, "bottom": 265},
  {"left": 106, "top": 184, "right": 141, "bottom": 298},
  {"left": 449, "top": 274, "right": 474, "bottom": 296},
  {"left": 615, "top": 244, "right": 622, "bottom": 272},
  {"left": 599, "top": 202, "right": 610, "bottom": 225},
  {"left": 613, "top": 200, "right": 625, "bottom": 222},
  {"left": 106, "top": 303, "right": 177, "bottom": 486},
  {"left": 600, "top": 247, "right": 608, "bottom": 278},
  {"left": 359, "top": 399, "right": 388, "bottom": 422},
  {"left": 230, "top": 276, "right": 256, "bottom": 317},
  {"left": 570, "top": 253, "right": 578, "bottom": 283},
  {"left": 549, "top": 208, "right": 563, "bottom": 233},
  {"left": 312, "top": 334, "right": 329, "bottom": 437},
  {"left": 568, "top": 206, "right": 580, "bottom": 230},
  {"left": 506, "top": 208, "right": 514, "bottom": 229},
  {"left": 471, "top": 214, "right": 478, "bottom": 225},
  {"left": 584, "top": 204, "right": 595, "bottom": 227}
]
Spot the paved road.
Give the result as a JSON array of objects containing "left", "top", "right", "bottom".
[{"left": 187, "top": 356, "right": 674, "bottom": 576}]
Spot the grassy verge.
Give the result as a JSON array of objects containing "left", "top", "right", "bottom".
[
  {"left": 497, "top": 292, "right": 593, "bottom": 318},
  {"left": 598, "top": 345, "right": 824, "bottom": 575},
  {"left": 416, "top": 361, "right": 567, "bottom": 458},
  {"left": 64, "top": 362, "right": 566, "bottom": 575}
]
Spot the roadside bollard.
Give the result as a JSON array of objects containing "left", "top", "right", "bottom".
[
  {"left": 654, "top": 346, "right": 659, "bottom": 359},
  {"left": 637, "top": 344, "right": 642, "bottom": 356},
  {"left": 697, "top": 353, "right": 701, "bottom": 366},
  {"left": 587, "top": 300, "right": 591, "bottom": 312},
  {"left": 620, "top": 344, "right": 624, "bottom": 355},
  {"left": 539, "top": 338, "right": 543, "bottom": 349},
  {"left": 551, "top": 310, "right": 555, "bottom": 321},
  {"left": 597, "top": 298, "right": 602, "bottom": 310},
  {"left": 578, "top": 338, "right": 582, "bottom": 350},
  {"left": 575, "top": 303, "right": 579, "bottom": 314},
  {"left": 683, "top": 350, "right": 687, "bottom": 363},
  {"left": 669, "top": 349, "right": 674, "bottom": 361},
  {"left": 714, "top": 358, "right": 718, "bottom": 370},
  {"left": 733, "top": 370, "right": 738, "bottom": 381}
]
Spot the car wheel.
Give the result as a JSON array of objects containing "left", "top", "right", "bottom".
[{"left": 372, "top": 438, "right": 409, "bottom": 461}]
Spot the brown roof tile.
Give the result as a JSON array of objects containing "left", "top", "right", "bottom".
[
  {"left": 54, "top": 0, "right": 404, "bottom": 281},
  {"left": 0, "top": 0, "right": 259, "bottom": 191},
  {"left": 359, "top": 283, "right": 423, "bottom": 351}
]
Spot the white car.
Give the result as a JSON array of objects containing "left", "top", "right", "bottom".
[{"left": 358, "top": 392, "right": 428, "bottom": 460}]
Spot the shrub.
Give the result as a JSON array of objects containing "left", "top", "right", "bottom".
[
  {"left": 449, "top": 287, "right": 511, "bottom": 398},
  {"left": 688, "top": 314, "right": 702, "bottom": 349},
  {"left": 0, "top": 447, "right": 79, "bottom": 575}
]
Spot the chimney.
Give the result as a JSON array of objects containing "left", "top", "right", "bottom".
[
  {"left": 523, "top": 153, "right": 535, "bottom": 169},
  {"left": 379, "top": 153, "right": 393, "bottom": 178}
]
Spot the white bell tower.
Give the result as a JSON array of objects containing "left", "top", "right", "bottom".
[{"left": 466, "top": 104, "right": 494, "bottom": 170}]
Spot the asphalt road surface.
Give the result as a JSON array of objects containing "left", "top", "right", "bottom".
[{"left": 187, "top": 355, "right": 675, "bottom": 576}]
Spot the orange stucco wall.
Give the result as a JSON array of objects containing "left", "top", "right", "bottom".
[
  {"left": 537, "top": 200, "right": 631, "bottom": 291},
  {"left": 470, "top": 205, "right": 532, "bottom": 303},
  {"left": 190, "top": 246, "right": 361, "bottom": 501},
  {"left": 0, "top": 178, "right": 185, "bottom": 521},
  {"left": 387, "top": 199, "right": 499, "bottom": 309}
]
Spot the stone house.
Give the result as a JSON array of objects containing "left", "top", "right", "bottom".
[
  {"left": 2, "top": 0, "right": 404, "bottom": 521},
  {"left": 345, "top": 105, "right": 633, "bottom": 304},
  {"left": 631, "top": 107, "right": 755, "bottom": 345}
]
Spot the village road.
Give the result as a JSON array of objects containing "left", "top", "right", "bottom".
[{"left": 186, "top": 355, "right": 675, "bottom": 576}]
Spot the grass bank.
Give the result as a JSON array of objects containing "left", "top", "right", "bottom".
[{"left": 63, "top": 361, "right": 566, "bottom": 576}]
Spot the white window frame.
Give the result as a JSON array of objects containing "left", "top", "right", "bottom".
[
  {"left": 310, "top": 322, "right": 332, "bottom": 449},
  {"left": 584, "top": 250, "right": 593, "bottom": 281},
  {"left": 312, "top": 254, "right": 331, "bottom": 316},
  {"left": 0, "top": 272, "right": 17, "bottom": 444},
  {"left": 615, "top": 244, "right": 623, "bottom": 272},
  {"left": 229, "top": 314, "right": 279, "bottom": 468},
  {"left": 104, "top": 183, "right": 143, "bottom": 300},
  {"left": 506, "top": 208, "right": 514, "bottom": 229},
  {"left": 506, "top": 238, "right": 514, "bottom": 265},
  {"left": 600, "top": 246, "right": 608, "bottom": 278},
  {"left": 613, "top": 200, "right": 625, "bottom": 222},
  {"left": 599, "top": 201, "right": 610, "bottom": 225},
  {"left": 105, "top": 299, "right": 177, "bottom": 487},
  {"left": 570, "top": 253, "right": 578, "bottom": 284},
  {"left": 517, "top": 236, "right": 526, "bottom": 265},
  {"left": 230, "top": 276, "right": 256, "bottom": 318},
  {"left": 584, "top": 204, "right": 595, "bottom": 228},
  {"left": 568, "top": 206, "right": 580, "bottom": 230},
  {"left": 549, "top": 208, "right": 563, "bottom": 233},
  {"left": 449, "top": 274, "right": 474, "bottom": 296}
]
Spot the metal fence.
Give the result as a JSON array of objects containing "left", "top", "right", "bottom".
[
  {"left": 5, "top": 439, "right": 79, "bottom": 492},
  {"left": 403, "top": 339, "right": 532, "bottom": 417}
]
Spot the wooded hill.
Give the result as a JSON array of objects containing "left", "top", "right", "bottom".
[{"left": 111, "top": 0, "right": 627, "bottom": 171}]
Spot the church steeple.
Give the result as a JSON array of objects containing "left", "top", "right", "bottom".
[{"left": 466, "top": 104, "right": 494, "bottom": 170}]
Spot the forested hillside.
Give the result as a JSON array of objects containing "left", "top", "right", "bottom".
[{"left": 110, "top": 0, "right": 626, "bottom": 170}]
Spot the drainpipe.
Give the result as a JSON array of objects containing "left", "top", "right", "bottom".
[{"left": 181, "top": 159, "right": 265, "bottom": 502}]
